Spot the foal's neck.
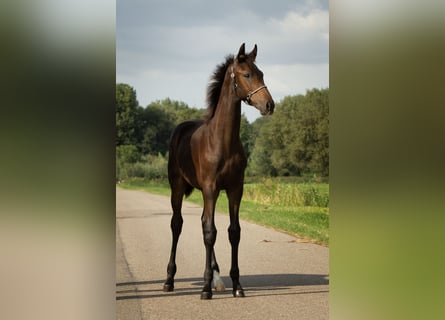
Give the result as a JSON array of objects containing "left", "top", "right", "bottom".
[{"left": 209, "top": 70, "right": 242, "bottom": 149}]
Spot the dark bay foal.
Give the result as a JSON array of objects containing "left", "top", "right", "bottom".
[{"left": 163, "top": 43, "right": 274, "bottom": 299}]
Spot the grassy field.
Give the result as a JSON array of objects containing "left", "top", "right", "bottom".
[{"left": 117, "top": 177, "right": 329, "bottom": 245}]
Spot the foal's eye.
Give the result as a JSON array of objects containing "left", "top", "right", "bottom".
[{"left": 243, "top": 73, "right": 251, "bottom": 78}]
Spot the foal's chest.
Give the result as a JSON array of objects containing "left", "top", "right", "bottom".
[{"left": 217, "top": 151, "right": 247, "bottom": 180}]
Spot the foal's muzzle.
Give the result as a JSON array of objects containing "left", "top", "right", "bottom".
[
  {"left": 266, "top": 100, "right": 275, "bottom": 114},
  {"left": 260, "top": 100, "right": 274, "bottom": 115},
  {"left": 245, "top": 85, "right": 274, "bottom": 115}
]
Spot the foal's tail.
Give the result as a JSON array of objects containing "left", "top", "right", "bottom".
[{"left": 184, "top": 184, "right": 194, "bottom": 198}]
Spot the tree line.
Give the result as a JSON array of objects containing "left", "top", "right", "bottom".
[{"left": 116, "top": 83, "right": 328, "bottom": 179}]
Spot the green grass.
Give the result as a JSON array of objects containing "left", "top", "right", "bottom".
[{"left": 118, "top": 177, "right": 329, "bottom": 245}]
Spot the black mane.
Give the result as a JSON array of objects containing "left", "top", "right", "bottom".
[{"left": 203, "top": 55, "right": 234, "bottom": 121}]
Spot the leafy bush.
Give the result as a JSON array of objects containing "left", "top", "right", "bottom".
[
  {"left": 116, "top": 153, "right": 168, "bottom": 181},
  {"left": 143, "top": 154, "right": 168, "bottom": 180},
  {"left": 116, "top": 144, "right": 141, "bottom": 164}
]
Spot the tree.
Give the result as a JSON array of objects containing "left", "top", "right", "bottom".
[
  {"left": 116, "top": 83, "right": 143, "bottom": 146},
  {"left": 142, "top": 98, "right": 205, "bottom": 155},
  {"left": 247, "top": 116, "right": 276, "bottom": 176},
  {"left": 248, "top": 88, "right": 329, "bottom": 177},
  {"left": 139, "top": 106, "right": 174, "bottom": 155},
  {"left": 239, "top": 114, "right": 254, "bottom": 159},
  {"left": 147, "top": 98, "right": 205, "bottom": 125}
]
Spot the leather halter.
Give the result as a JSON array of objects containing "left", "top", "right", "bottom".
[{"left": 231, "top": 67, "right": 267, "bottom": 104}]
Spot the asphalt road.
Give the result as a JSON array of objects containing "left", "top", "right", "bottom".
[{"left": 116, "top": 187, "right": 329, "bottom": 320}]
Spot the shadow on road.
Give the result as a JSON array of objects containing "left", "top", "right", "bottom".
[{"left": 116, "top": 273, "right": 329, "bottom": 300}]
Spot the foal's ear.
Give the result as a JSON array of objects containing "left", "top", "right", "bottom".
[
  {"left": 248, "top": 44, "right": 257, "bottom": 61},
  {"left": 236, "top": 43, "right": 246, "bottom": 62}
]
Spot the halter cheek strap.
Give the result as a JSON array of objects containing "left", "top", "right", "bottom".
[{"left": 231, "top": 67, "right": 267, "bottom": 104}]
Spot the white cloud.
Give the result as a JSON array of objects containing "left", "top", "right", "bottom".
[
  {"left": 275, "top": 8, "right": 329, "bottom": 40},
  {"left": 264, "top": 63, "right": 329, "bottom": 98}
]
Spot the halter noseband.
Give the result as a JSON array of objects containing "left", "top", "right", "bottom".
[{"left": 231, "top": 67, "right": 267, "bottom": 104}]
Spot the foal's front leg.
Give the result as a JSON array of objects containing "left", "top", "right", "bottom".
[
  {"left": 211, "top": 250, "right": 225, "bottom": 291},
  {"left": 227, "top": 187, "right": 245, "bottom": 297},
  {"left": 200, "top": 187, "right": 219, "bottom": 300}
]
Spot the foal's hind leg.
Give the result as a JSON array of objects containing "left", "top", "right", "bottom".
[{"left": 163, "top": 181, "right": 185, "bottom": 292}]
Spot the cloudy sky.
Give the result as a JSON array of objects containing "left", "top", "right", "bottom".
[{"left": 117, "top": 0, "right": 329, "bottom": 122}]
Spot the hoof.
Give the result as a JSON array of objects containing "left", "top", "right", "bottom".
[
  {"left": 163, "top": 283, "right": 174, "bottom": 292},
  {"left": 200, "top": 291, "right": 213, "bottom": 300},
  {"left": 212, "top": 270, "right": 225, "bottom": 291},
  {"left": 233, "top": 289, "right": 245, "bottom": 297},
  {"left": 214, "top": 282, "right": 226, "bottom": 292}
]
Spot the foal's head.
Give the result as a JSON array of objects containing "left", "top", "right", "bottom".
[{"left": 231, "top": 43, "right": 275, "bottom": 115}]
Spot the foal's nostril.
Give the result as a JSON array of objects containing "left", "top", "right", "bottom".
[{"left": 267, "top": 101, "right": 275, "bottom": 112}]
